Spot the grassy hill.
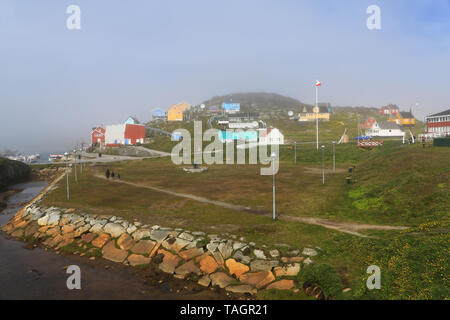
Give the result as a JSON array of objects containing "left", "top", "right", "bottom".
[
  {"left": 143, "top": 93, "right": 424, "bottom": 150},
  {"left": 202, "top": 92, "right": 310, "bottom": 113}
]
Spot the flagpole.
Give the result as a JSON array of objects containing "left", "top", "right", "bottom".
[{"left": 316, "top": 84, "right": 319, "bottom": 150}]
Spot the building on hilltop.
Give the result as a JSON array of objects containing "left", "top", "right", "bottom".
[
  {"left": 125, "top": 116, "right": 140, "bottom": 125},
  {"left": 389, "top": 110, "right": 416, "bottom": 127},
  {"left": 222, "top": 102, "right": 240, "bottom": 114},
  {"left": 228, "top": 112, "right": 260, "bottom": 123},
  {"left": 319, "top": 102, "right": 333, "bottom": 114},
  {"left": 152, "top": 109, "right": 166, "bottom": 120},
  {"left": 426, "top": 109, "right": 450, "bottom": 136},
  {"left": 207, "top": 105, "right": 221, "bottom": 114},
  {"left": 380, "top": 104, "right": 400, "bottom": 116},
  {"left": 298, "top": 105, "right": 330, "bottom": 122},
  {"left": 168, "top": 103, "right": 191, "bottom": 121}
]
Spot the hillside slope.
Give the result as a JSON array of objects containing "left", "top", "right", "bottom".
[{"left": 0, "top": 157, "right": 31, "bottom": 191}]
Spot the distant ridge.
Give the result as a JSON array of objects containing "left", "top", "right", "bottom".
[{"left": 201, "top": 92, "right": 310, "bottom": 112}]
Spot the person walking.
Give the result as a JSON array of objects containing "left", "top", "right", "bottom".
[
  {"left": 111, "top": 171, "right": 115, "bottom": 179},
  {"left": 106, "top": 169, "right": 110, "bottom": 179},
  {"left": 117, "top": 173, "right": 121, "bottom": 180}
]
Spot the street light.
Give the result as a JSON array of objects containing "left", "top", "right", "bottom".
[
  {"left": 321, "top": 145, "right": 325, "bottom": 185},
  {"left": 271, "top": 152, "right": 277, "bottom": 220}
]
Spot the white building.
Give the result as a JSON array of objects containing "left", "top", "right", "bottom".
[
  {"left": 426, "top": 109, "right": 450, "bottom": 136},
  {"left": 365, "top": 121, "right": 405, "bottom": 138},
  {"left": 105, "top": 123, "right": 145, "bottom": 146},
  {"left": 258, "top": 128, "right": 284, "bottom": 145},
  {"left": 229, "top": 121, "right": 259, "bottom": 129}
]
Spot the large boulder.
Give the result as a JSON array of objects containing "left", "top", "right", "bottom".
[
  {"left": 210, "top": 272, "right": 233, "bottom": 289},
  {"left": 198, "top": 255, "right": 219, "bottom": 274},
  {"left": 273, "top": 263, "right": 300, "bottom": 277},
  {"left": 131, "top": 240, "right": 156, "bottom": 255},
  {"left": 225, "top": 258, "right": 249, "bottom": 279},
  {"left": 240, "top": 271, "right": 275, "bottom": 289},
  {"left": 102, "top": 240, "right": 128, "bottom": 263},
  {"left": 104, "top": 223, "right": 126, "bottom": 238},
  {"left": 158, "top": 249, "right": 182, "bottom": 274},
  {"left": 266, "top": 280, "right": 295, "bottom": 290}
]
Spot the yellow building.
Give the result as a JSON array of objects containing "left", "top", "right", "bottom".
[
  {"left": 388, "top": 111, "right": 416, "bottom": 127},
  {"left": 167, "top": 103, "right": 191, "bottom": 121},
  {"left": 298, "top": 106, "right": 330, "bottom": 122}
]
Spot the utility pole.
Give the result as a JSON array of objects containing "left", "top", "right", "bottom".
[
  {"left": 74, "top": 155, "right": 78, "bottom": 183},
  {"left": 294, "top": 141, "right": 297, "bottom": 164},
  {"left": 321, "top": 145, "right": 325, "bottom": 185},
  {"left": 66, "top": 163, "right": 70, "bottom": 200},
  {"left": 332, "top": 141, "right": 336, "bottom": 172},
  {"left": 271, "top": 152, "right": 277, "bottom": 220}
]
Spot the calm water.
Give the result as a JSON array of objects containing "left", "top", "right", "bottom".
[{"left": 0, "top": 181, "right": 223, "bottom": 300}]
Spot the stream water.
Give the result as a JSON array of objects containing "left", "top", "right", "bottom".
[{"left": 0, "top": 181, "right": 225, "bottom": 300}]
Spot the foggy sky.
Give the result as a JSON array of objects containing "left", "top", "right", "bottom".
[{"left": 1, "top": 0, "right": 449, "bottom": 153}]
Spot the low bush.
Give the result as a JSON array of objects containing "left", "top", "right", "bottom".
[{"left": 299, "top": 263, "right": 343, "bottom": 298}]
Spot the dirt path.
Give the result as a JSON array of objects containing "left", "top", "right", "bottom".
[
  {"left": 94, "top": 174, "right": 252, "bottom": 212},
  {"left": 93, "top": 174, "right": 409, "bottom": 237}
]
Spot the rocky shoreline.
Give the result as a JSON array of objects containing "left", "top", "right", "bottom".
[{"left": 1, "top": 171, "right": 327, "bottom": 299}]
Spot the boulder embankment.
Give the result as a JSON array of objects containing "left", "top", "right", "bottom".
[
  {"left": 3, "top": 201, "right": 327, "bottom": 298},
  {"left": 0, "top": 157, "right": 31, "bottom": 191}
]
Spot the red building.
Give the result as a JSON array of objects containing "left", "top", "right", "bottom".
[
  {"left": 426, "top": 109, "right": 450, "bottom": 136},
  {"left": 124, "top": 124, "right": 146, "bottom": 144},
  {"left": 91, "top": 126, "right": 105, "bottom": 145},
  {"left": 380, "top": 104, "right": 400, "bottom": 116}
]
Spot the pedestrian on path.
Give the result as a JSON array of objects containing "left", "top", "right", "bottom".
[
  {"left": 111, "top": 171, "right": 115, "bottom": 179},
  {"left": 117, "top": 173, "right": 121, "bottom": 180},
  {"left": 106, "top": 169, "right": 110, "bottom": 179}
]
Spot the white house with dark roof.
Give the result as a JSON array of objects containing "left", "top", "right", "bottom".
[
  {"left": 258, "top": 128, "right": 284, "bottom": 145},
  {"left": 365, "top": 121, "right": 405, "bottom": 138}
]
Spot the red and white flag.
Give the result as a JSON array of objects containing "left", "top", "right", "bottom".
[{"left": 315, "top": 80, "right": 322, "bottom": 87}]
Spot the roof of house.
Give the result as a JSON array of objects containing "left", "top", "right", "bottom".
[
  {"left": 429, "top": 109, "right": 450, "bottom": 117},
  {"left": 300, "top": 106, "right": 329, "bottom": 113},
  {"left": 228, "top": 112, "right": 259, "bottom": 118},
  {"left": 259, "top": 128, "right": 282, "bottom": 137},
  {"left": 384, "top": 104, "right": 400, "bottom": 110},
  {"left": 378, "top": 121, "right": 404, "bottom": 131},
  {"left": 399, "top": 111, "right": 414, "bottom": 118},
  {"left": 126, "top": 116, "right": 140, "bottom": 124}
]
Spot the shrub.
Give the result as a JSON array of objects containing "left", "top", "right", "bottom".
[{"left": 299, "top": 263, "right": 343, "bottom": 298}]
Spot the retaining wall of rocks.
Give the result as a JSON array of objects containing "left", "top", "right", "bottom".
[{"left": 2, "top": 203, "right": 324, "bottom": 296}]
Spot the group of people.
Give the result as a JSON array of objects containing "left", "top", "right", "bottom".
[{"left": 105, "top": 168, "right": 120, "bottom": 180}]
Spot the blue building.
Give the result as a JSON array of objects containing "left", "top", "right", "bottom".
[
  {"left": 152, "top": 108, "right": 166, "bottom": 119},
  {"left": 125, "top": 116, "right": 139, "bottom": 124},
  {"left": 222, "top": 102, "right": 240, "bottom": 114},
  {"left": 218, "top": 130, "right": 258, "bottom": 142}
]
